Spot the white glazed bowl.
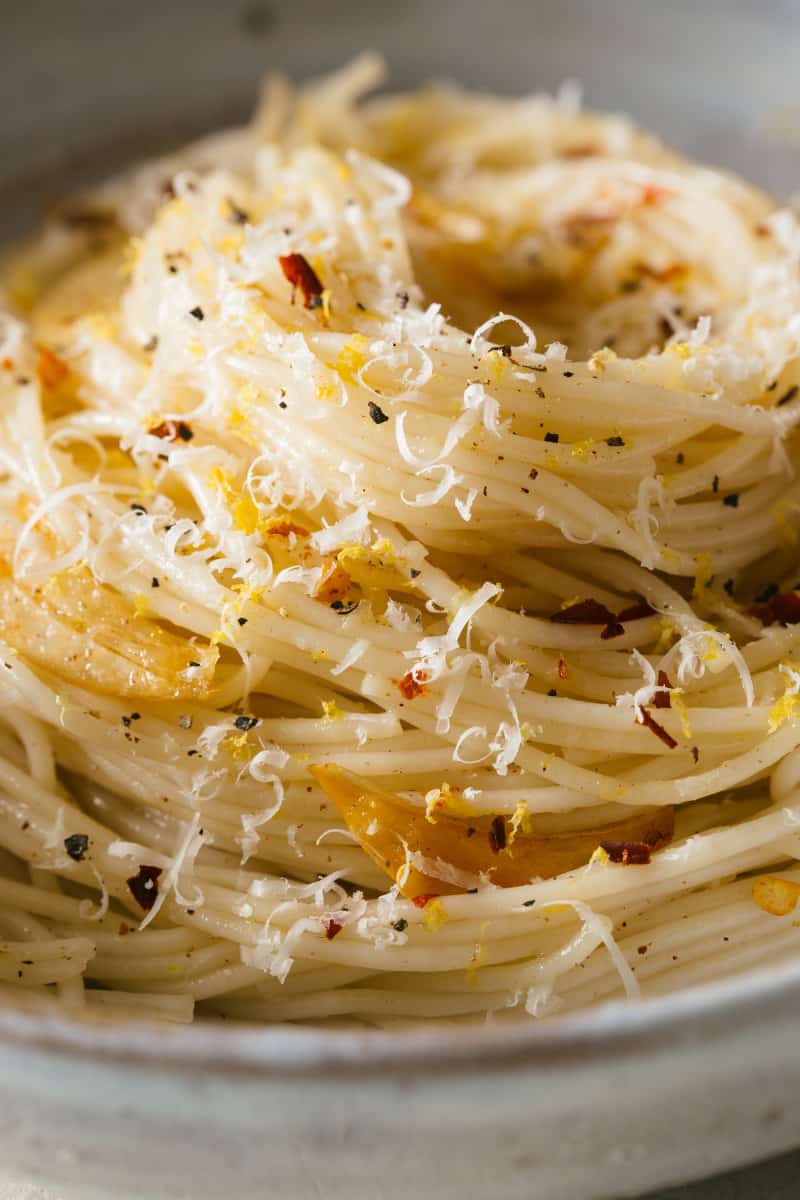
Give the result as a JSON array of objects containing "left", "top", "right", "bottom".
[{"left": 2, "top": 2, "right": 800, "bottom": 1196}]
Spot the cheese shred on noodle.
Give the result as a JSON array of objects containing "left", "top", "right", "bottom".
[{"left": 2, "top": 56, "right": 800, "bottom": 1027}]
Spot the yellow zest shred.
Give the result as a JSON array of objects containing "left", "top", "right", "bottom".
[
  {"left": 671, "top": 692, "right": 692, "bottom": 739},
  {"left": 334, "top": 334, "right": 368, "bottom": 383},
  {"left": 321, "top": 700, "right": 343, "bottom": 722},
  {"left": 508, "top": 798, "right": 531, "bottom": 844},
  {"left": 422, "top": 899, "right": 448, "bottom": 932}
]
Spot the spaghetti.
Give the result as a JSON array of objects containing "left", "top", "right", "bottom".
[{"left": 1, "top": 56, "right": 800, "bottom": 1026}]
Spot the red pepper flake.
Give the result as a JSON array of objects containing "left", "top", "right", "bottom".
[
  {"left": 653, "top": 670, "right": 673, "bottom": 710},
  {"left": 641, "top": 184, "right": 669, "bottom": 206},
  {"left": 749, "top": 591, "right": 800, "bottom": 627},
  {"left": 126, "top": 864, "right": 162, "bottom": 911},
  {"left": 557, "top": 657, "right": 569, "bottom": 680},
  {"left": 411, "top": 893, "right": 439, "bottom": 908},
  {"left": 488, "top": 815, "right": 507, "bottom": 853},
  {"left": 636, "top": 707, "right": 677, "bottom": 749},
  {"left": 600, "top": 840, "right": 654, "bottom": 865},
  {"left": 148, "top": 419, "right": 194, "bottom": 442},
  {"left": 36, "top": 347, "right": 69, "bottom": 390},
  {"left": 1, "top": 357, "right": 13, "bottom": 370},
  {"left": 263, "top": 520, "right": 310, "bottom": 539},
  {"left": 323, "top": 918, "right": 343, "bottom": 940},
  {"left": 398, "top": 670, "right": 428, "bottom": 700},
  {"left": 635, "top": 260, "right": 687, "bottom": 284},
  {"left": 125, "top": 864, "right": 160, "bottom": 907},
  {"left": 278, "top": 253, "right": 324, "bottom": 309},
  {"left": 560, "top": 142, "right": 599, "bottom": 159},
  {"left": 616, "top": 601, "right": 655, "bottom": 623},
  {"left": 550, "top": 598, "right": 616, "bottom": 626}
]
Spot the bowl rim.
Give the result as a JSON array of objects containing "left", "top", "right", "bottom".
[{"left": 2, "top": 955, "right": 800, "bottom": 1080}]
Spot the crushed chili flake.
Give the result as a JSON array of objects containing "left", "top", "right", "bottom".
[
  {"left": 323, "top": 918, "right": 343, "bottom": 940},
  {"left": 636, "top": 707, "right": 677, "bottom": 749},
  {"left": 560, "top": 142, "right": 599, "bottom": 158},
  {"left": 367, "top": 400, "right": 389, "bottom": 424},
  {"left": 488, "top": 815, "right": 507, "bottom": 853},
  {"left": 263, "top": 520, "right": 309, "bottom": 539},
  {"left": 148, "top": 419, "right": 193, "bottom": 442},
  {"left": 599, "top": 840, "right": 653, "bottom": 865},
  {"left": 36, "top": 347, "right": 69, "bottom": 390},
  {"left": 550, "top": 598, "right": 616, "bottom": 626},
  {"left": 126, "top": 864, "right": 163, "bottom": 911},
  {"left": 600, "top": 620, "right": 625, "bottom": 640},
  {"left": 616, "top": 601, "right": 655, "bottom": 623},
  {"left": 691, "top": 746, "right": 699, "bottom": 763},
  {"left": 723, "top": 493, "right": 739, "bottom": 508},
  {"left": 557, "top": 657, "right": 569, "bottom": 679},
  {"left": 606, "top": 435, "right": 625, "bottom": 447},
  {"left": 398, "top": 670, "right": 428, "bottom": 700},
  {"left": 411, "top": 893, "right": 439, "bottom": 908},
  {"left": 63, "top": 833, "right": 89, "bottom": 862},
  {"left": 278, "top": 253, "right": 324, "bottom": 309},
  {"left": 749, "top": 591, "right": 800, "bottom": 627},
  {"left": 712, "top": 474, "right": 719, "bottom": 494},
  {"left": 641, "top": 184, "right": 669, "bottom": 206},
  {"left": 653, "top": 670, "right": 673, "bottom": 709},
  {"left": 544, "top": 431, "right": 559, "bottom": 443}
]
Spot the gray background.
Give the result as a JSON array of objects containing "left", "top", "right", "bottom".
[{"left": 2, "top": 1, "right": 800, "bottom": 1196}]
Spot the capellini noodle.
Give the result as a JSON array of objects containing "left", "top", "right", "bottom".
[{"left": 2, "top": 56, "right": 800, "bottom": 1028}]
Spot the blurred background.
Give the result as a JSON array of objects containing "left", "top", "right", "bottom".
[{"left": 3, "top": 0, "right": 800, "bottom": 244}]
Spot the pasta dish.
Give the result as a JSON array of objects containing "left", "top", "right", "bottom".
[{"left": 2, "top": 56, "right": 800, "bottom": 1026}]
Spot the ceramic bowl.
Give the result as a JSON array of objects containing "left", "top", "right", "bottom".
[{"left": 2, "top": 2, "right": 800, "bottom": 1196}]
